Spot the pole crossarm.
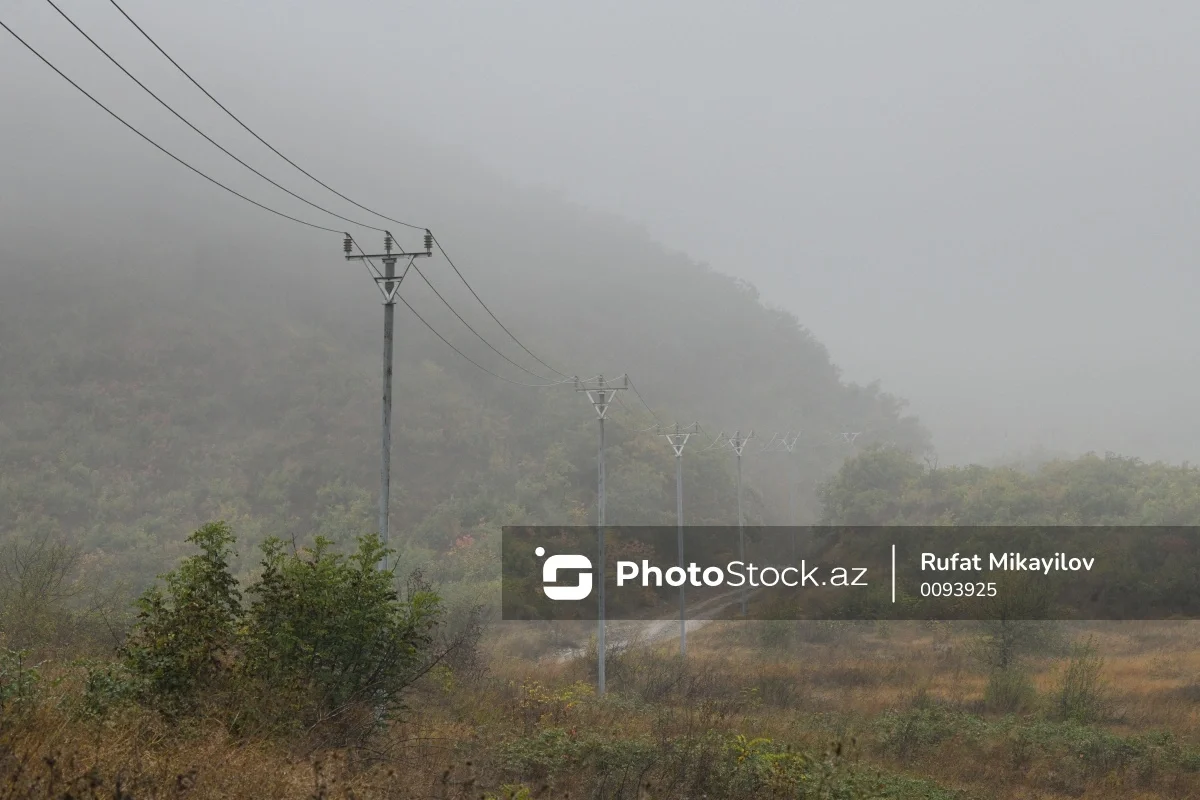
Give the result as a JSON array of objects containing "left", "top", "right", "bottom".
[
  {"left": 575, "top": 374, "right": 628, "bottom": 420},
  {"left": 345, "top": 231, "right": 432, "bottom": 303},
  {"left": 658, "top": 422, "right": 700, "bottom": 457},
  {"left": 727, "top": 429, "right": 756, "bottom": 456}
]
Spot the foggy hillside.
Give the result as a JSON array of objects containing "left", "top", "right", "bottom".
[{"left": 0, "top": 120, "right": 927, "bottom": 584}]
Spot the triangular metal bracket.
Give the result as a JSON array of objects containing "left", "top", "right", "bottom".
[
  {"left": 665, "top": 432, "right": 691, "bottom": 457},
  {"left": 372, "top": 256, "right": 414, "bottom": 304},
  {"left": 585, "top": 389, "right": 618, "bottom": 419},
  {"left": 729, "top": 430, "right": 754, "bottom": 457}
]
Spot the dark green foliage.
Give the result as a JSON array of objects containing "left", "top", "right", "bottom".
[
  {"left": 241, "top": 533, "right": 441, "bottom": 731},
  {"left": 119, "top": 522, "right": 444, "bottom": 739},
  {"left": 120, "top": 522, "right": 241, "bottom": 716}
]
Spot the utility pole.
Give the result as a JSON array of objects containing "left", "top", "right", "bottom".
[
  {"left": 779, "top": 432, "right": 800, "bottom": 562},
  {"left": 657, "top": 422, "right": 699, "bottom": 656},
  {"left": 345, "top": 230, "right": 432, "bottom": 570},
  {"left": 727, "top": 430, "right": 755, "bottom": 615},
  {"left": 575, "top": 374, "right": 627, "bottom": 696},
  {"left": 761, "top": 431, "right": 801, "bottom": 562}
]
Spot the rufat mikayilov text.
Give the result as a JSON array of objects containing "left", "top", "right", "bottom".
[
  {"left": 922, "top": 553, "right": 1095, "bottom": 574},
  {"left": 616, "top": 560, "right": 869, "bottom": 589}
]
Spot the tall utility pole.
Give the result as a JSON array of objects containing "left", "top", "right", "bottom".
[
  {"left": 778, "top": 432, "right": 801, "bottom": 562},
  {"left": 727, "top": 430, "right": 755, "bottom": 615},
  {"left": 657, "top": 422, "right": 699, "bottom": 656},
  {"left": 575, "top": 374, "right": 627, "bottom": 696},
  {"left": 345, "top": 231, "right": 432, "bottom": 570}
]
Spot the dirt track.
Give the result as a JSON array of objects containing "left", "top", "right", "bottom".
[{"left": 550, "top": 589, "right": 748, "bottom": 662}]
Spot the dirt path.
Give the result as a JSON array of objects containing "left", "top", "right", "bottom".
[{"left": 550, "top": 589, "right": 748, "bottom": 662}]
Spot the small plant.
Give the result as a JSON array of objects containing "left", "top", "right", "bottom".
[
  {"left": 1055, "top": 635, "right": 1107, "bottom": 723},
  {"left": 79, "top": 660, "right": 140, "bottom": 718},
  {"left": 0, "top": 648, "right": 41, "bottom": 708},
  {"left": 984, "top": 667, "right": 1036, "bottom": 714}
]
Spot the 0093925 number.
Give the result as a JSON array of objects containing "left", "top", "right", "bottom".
[{"left": 920, "top": 582, "right": 996, "bottom": 597}]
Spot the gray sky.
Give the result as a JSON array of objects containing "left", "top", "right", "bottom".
[{"left": 4, "top": 0, "right": 1198, "bottom": 464}]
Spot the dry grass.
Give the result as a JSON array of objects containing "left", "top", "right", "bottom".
[{"left": 6, "top": 621, "right": 1200, "bottom": 798}]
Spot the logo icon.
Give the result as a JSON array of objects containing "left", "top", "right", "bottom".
[{"left": 537, "top": 546, "right": 593, "bottom": 601}]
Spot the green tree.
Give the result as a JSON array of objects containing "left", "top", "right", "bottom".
[{"left": 120, "top": 521, "right": 241, "bottom": 716}]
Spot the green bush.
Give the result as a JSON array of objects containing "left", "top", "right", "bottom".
[
  {"left": 119, "top": 522, "right": 444, "bottom": 741},
  {"left": 79, "top": 660, "right": 140, "bottom": 718},
  {"left": 240, "top": 533, "right": 441, "bottom": 733}
]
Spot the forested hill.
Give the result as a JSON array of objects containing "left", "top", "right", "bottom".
[{"left": 0, "top": 137, "right": 927, "bottom": 586}]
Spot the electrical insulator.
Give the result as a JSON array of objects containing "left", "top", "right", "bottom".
[
  {"left": 424, "top": 230, "right": 433, "bottom": 252},
  {"left": 343, "top": 234, "right": 352, "bottom": 254},
  {"left": 383, "top": 232, "right": 393, "bottom": 254}
]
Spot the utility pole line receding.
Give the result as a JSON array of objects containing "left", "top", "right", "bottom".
[
  {"left": 657, "top": 422, "right": 699, "bottom": 656},
  {"left": 345, "top": 231, "right": 433, "bottom": 570},
  {"left": 576, "top": 374, "right": 627, "bottom": 696},
  {"left": 727, "top": 430, "right": 755, "bottom": 615}
]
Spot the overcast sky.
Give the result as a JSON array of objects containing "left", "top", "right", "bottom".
[{"left": 4, "top": 1, "right": 1198, "bottom": 464}]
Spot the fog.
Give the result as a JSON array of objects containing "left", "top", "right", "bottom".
[{"left": 3, "top": 0, "right": 1198, "bottom": 465}]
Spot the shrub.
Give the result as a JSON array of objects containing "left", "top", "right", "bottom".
[
  {"left": 79, "top": 660, "right": 140, "bottom": 718},
  {"left": 240, "top": 534, "right": 441, "bottom": 737},
  {"left": 1055, "top": 635, "right": 1107, "bottom": 723},
  {"left": 120, "top": 522, "right": 241, "bottom": 716},
  {"left": 119, "top": 522, "right": 444, "bottom": 743},
  {"left": 0, "top": 648, "right": 40, "bottom": 709},
  {"left": 984, "top": 667, "right": 1037, "bottom": 714}
]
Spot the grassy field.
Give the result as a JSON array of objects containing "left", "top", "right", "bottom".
[{"left": 5, "top": 620, "right": 1200, "bottom": 798}]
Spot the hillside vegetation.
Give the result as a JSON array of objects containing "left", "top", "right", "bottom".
[{"left": 0, "top": 186, "right": 925, "bottom": 597}]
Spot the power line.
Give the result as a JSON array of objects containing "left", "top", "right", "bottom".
[
  {"left": 104, "top": 0, "right": 572, "bottom": 380},
  {"left": 44, "top": 0, "right": 387, "bottom": 235},
  {"left": 105, "top": 0, "right": 425, "bottom": 232},
  {"left": 0, "top": 18, "right": 343, "bottom": 235},
  {"left": 430, "top": 234, "right": 571, "bottom": 379},
  {"left": 609, "top": 393, "right": 658, "bottom": 431},
  {"left": 347, "top": 238, "right": 571, "bottom": 388},
  {"left": 408, "top": 261, "right": 562, "bottom": 383},
  {"left": 397, "top": 295, "right": 574, "bottom": 387},
  {"left": 625, "top": 376, "right": 664, "bottom": 427}
]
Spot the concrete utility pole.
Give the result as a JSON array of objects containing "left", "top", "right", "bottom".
[
  {"left": 575, "top": 374, "right": 627, "bottom": 696},
  {"left": 344, "top": 231, "right": 432, "bottom": 570},
  {"left": 727, "top": 430, "right": 755, "bottom": 615},
  {"left": 657, "top": 422, "right": 699, "bottom": 656},
  {"left": 778, "top": 432, "right": 801, "bottom": 562}
]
